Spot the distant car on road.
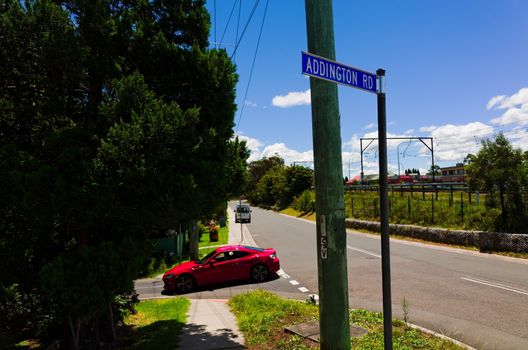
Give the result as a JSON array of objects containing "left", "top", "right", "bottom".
[
  {"left": 235, "top": 204, "right": 252, "bottom": 223},
  {"left": 163, "top": 245, "right": 280, "bottom": 293}
]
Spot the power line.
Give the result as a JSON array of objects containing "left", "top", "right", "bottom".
[
  {"left": 219, "top": 0, "right": 239, "bottom": 48},
  {"left": 234, "top": 0, "right": 242, "bottom": 60},
  {"left": 236, "top": 0, "right": 269, "bottom": 132},
  {"left": 231, "top": 0, "right": 261, "bottom": 59},
  {"left": 214, "top": 0, "right": 217, "bottom": 49}
]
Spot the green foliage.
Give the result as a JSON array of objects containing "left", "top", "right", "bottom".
[
  {"left": 292, "top": 190, "right": 315, "bottom": 214},
  {"left": 229, "top": 291, "right": 464, "bottom": 350},
  {"left": 229, "top": 290, "right": 318, "bottom": 346},
  {"left": 124, "top": 298, "right": 190, "bottom": 350},
  {"left": 225, "top": 137, "right": 250, "bottom": 197},
  {"left": 248, "top": 163, "right": 314, "bottom": 209},
  {"left": 345, "top": 190, "right": 496, "bottom": 231},
  {"left": 466, "top": 133, "right": 528, "bottom": 232},
  {"left": 1, "top": 0, "right": 239, "bottom": 346},
  {"left": 246, "top": 156, "right": 285, "bottom": 193}
]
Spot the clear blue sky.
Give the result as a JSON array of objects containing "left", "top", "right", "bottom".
[{"left": 206, "top": 0, "right": 528, "bottom": 176}]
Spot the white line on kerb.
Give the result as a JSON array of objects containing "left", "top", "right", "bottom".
[
  {"left": 346, "top": 245, "right": 381, "bottom": 258},
  {"left": 289, "top": 280, "right": 300, "bottom": 286},
  {"left": 298, "top": 287, "right": 309, "bottom": 293},
  {"left": 461, "top": 277, "right": 528, "bottom": 296}
]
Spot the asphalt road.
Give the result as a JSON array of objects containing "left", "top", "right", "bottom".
[{"left": 242, "top": 204, "right": 528, "bottom": 350}]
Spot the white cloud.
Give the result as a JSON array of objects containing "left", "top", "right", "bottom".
[
  {"left": 486, "top": 95, "right": 507, "bottom": 110},
  {"left": 363, "top": 122, "right": 376, "bottom": 130},
  {"left": 244, "top": 100, "right": 257, "bottom": 108},
  {"left": 260, "top": 143, "right": 314, "bottom": 165},
  {"left": 420, "top": 122, "right": 494, "bottom": 161},
  {"left": 490, "top": 103, "right": 528, "bottom": 126},
  {"left": 419, "top": 125, "right": 437, "bottom": 132},
  {"left": 236, "top": 134, "right": 263, "bottom": 162},
  {"left": 504, "top": 127, "right": 528, "bottom": 150},
  {"left": 487, "top": 88, "right": 528, "bottom": 110},
  {"left": 487, "top": 87, "right": 528, "bottom": 126},
  {"left": 404, "top": 129, "right": 414, "bottom": 134},
  {"left": 272, "top": 89, "right": 311, "bottom": 108}
]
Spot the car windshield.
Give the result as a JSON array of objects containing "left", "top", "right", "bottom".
[
  {"left": 237, "top": 206, "right": 250, "bottom": 213},
  {"left": 196, "top": 250, "right": 217, "bottom": 264}
]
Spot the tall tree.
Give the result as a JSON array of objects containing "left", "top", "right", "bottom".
[
  {"left": 466, "top": 133, "right": 528, "bottom": 232},
  {"left": 0, "top": 0, "right": 239, "bottom": 345}
]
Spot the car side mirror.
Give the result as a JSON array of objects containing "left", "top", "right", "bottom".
[{"left": 209, "top": 259, "right": 216, "bottom": 266}]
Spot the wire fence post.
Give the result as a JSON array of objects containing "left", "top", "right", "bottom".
[
  {"left": 407, "top": 196, "right": 411, "bottom": 219},
  {"left": 431, "top": 194, "right": 434, "bottom": 224}
]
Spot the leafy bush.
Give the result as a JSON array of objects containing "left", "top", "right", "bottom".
[{"left": 292, "top": 190, "right": 315, "bottom": 214}]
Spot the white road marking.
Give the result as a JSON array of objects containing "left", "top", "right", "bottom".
[
  {"left": 289, "top": 280, "right": 300, "bottom": 286},
  {"left": 298, "top": 287, "right": 309, "bottom": 293},
  {"left": 461, "top": 277, "right": 528, "bottom": 296},
  {"left": 346, "top": 245, "right": 381, "bottom": 258},
  {"left": 277, "top": 269, "right": 290, "bottom": 279}
]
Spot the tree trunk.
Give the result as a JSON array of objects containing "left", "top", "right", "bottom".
[
  {"left": 500, "top": 188, "right": 506, "bottom": 229},
  {"left": 108, "top": 302, "right": 116, "bottom": 341},
  {"left": 68, "top": 315, "right": 81, "bottom": 350}
]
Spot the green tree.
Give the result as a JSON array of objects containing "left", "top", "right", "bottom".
[
  {"left": 427, "top": 164, "right": 441, "bottom": 176},
  {"left": 0, "top": 0, "right": 239, "bottom": 345},
  {"left": 225, "top": 137, "right": 250, "bottom": 197},
  {"left": 466, "top": 133, "right": 528, "bottom": 232},
  {"left": 246, "top": 155, "right": 284, "bottom": 193}
]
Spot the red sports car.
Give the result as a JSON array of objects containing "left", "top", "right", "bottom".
[{"left": 163, "top": 245, "right": 280, "bottom": 293}]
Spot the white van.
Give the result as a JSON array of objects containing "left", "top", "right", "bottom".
[{"left": 235, "top": 204, "right": 251, "bottom": 223}]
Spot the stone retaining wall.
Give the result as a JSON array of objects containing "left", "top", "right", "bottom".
[{"left": 345, "top": 219, "right": 528, "bottom": 253}]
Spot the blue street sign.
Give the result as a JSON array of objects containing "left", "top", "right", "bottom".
[{"left": 302, "top": 51, "right": 377, "bottom": 94}]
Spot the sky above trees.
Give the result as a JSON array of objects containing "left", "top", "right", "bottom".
[{"left": 206, "top": 0, "right": 528, "bottom": 175}]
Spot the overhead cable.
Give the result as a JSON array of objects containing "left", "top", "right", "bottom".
[
  {"left": 219, "top": 0, "right": 239, "bottom": 48},
  {"left": 231, "top": 0, "right": 261, "bottom": 59},
  {"left": 236, "top": 0, "right": 269, "bottom": 131}
]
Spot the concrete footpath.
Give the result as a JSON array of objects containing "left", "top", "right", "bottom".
[{"left": 177, "top": 204, "right": 253, "bottom": 349}]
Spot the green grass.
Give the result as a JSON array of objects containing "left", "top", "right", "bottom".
[
  {"left": 229, "top": 290, "right": 466, "bottom": 350},
  {"left": 0, "top": 329, "right": 43, "bottom": 350},
  {"left": 229, "top": 290, "right": 318, "bottom": 347},
  {"left": 123, "top": 298, "right": 190, "bottom": 349},
  {"left": 345, "top": 191, "right": 496, "bottom": 231}
]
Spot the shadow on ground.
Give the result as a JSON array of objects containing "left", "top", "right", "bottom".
[
  {"left": 162, "top": 273, "right": 280, "bottom": 296},
  {"left": 178, "top": 323, "right": 245, "bottom": 350},
  {"left": 122, "top": 319, "right": 185, "bottom": 349}
]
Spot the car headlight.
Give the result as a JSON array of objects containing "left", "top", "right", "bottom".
[{"left": 269, "top": 253, "right": 276, "bottom": 259}]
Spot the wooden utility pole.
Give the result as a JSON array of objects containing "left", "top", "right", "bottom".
[{"left": 304, "top": 1, "right": 351, "bottom": 349}]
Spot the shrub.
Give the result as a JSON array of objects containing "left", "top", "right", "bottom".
[{"left": 292, "top": 190, "right": 315, "bottom": 214}]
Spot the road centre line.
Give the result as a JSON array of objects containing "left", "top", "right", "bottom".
[
  {"left": 461, "top": 277, "right": 528, "bottom": 296},
  {"left": 347, "top": 245, "right": 381, "bottom": 258}
]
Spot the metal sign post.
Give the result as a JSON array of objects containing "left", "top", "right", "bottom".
[{"left": 376, "top": 69, "right": 392, "bottom": 350}]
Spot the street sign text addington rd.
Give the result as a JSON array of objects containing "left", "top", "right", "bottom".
[{"left": 302, "top": 51, "right": 377, "bottom": 94}]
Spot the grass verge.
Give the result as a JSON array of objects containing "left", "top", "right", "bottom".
[
  {"left": 123, "top": 298, "right": 189, "bottom": 349},
  {"left": 229, "top": 290, "right": 466, "bottom": 350}
]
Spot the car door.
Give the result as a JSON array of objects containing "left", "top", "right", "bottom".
[{"left": 204, "top": 252, "right": 237, "bottom": 285}]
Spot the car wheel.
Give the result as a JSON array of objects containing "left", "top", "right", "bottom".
[
  {"left": 251, "top": 264, "right": 269, "bottom": 282},
  {"left": 176, "top": 275, "right": 195, "bottom": 293}
]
